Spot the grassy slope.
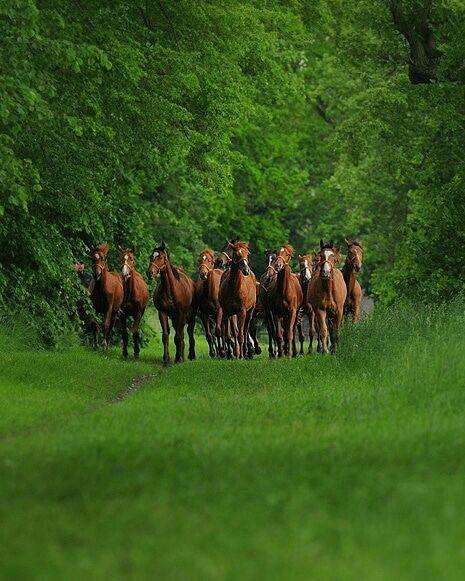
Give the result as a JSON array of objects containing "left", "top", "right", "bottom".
[{"left": 1, "top": 302, "right": 464, "bottom": 580}]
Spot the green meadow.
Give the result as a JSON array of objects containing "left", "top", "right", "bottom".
[{"left": 1, "top": 302, "right": 464, "bottom": 580}]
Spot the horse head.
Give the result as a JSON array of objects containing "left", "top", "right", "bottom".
[
  {"left": 91, "top": 243, "right": 110, "bottom": 281},
  {"left": 198, "top": 249, "right": 215, "bottom": 280},
  {"left": 118, "top": 246, "right": 136, "bottom": 280},
  {"left": 147, "top": 243, "right": 168, "bottom": 279},
  {"left": 230, "top": 241, "right": 251, "bottom": 276},
  {"left": 273, "top": 245, "right": 294, "bottom": 273},
  {"left": 344, "top": 238, "right": 363, "bottom": 272},
  {"left": 298, "top": 254, "right": 313, "bottom": 284},
  {"left": 318, "top": 240, "right": 340, "bottom": 280}
]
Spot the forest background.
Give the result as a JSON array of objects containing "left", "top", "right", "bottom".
[{"left": 1, "top": 0, "right": 464, "bottom": 343}]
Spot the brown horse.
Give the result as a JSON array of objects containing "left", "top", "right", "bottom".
[
  {"left": 90, "top": 243, "right": 124, "bottom": 350},
  {"left": 147, "top": 242, "right": 196, "bottom": 365},
  {"left": 218, "top": 240, "right": 256, "bottom": 359},
  {"left": 308, "top": 240, "right": 347, "bottom": 354},
  {"left": 297, "top": 254, "right": 316, "bottom": 354},
  {"left": 266, "top": 245, "right": 303, "bottom": 358},
  {"left": 259, "top": 249, "right": 279, "bottom": 357},
  {"left": 342, "top": 239, "right": 363, "bottom": 322},
  {"left": 118, "top": 247, "right": 149, "bottom": 358},
  {"left": 196, "top": 249, "right": 223, "bottom": 357}
]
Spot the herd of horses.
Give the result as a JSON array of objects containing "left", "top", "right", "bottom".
[{"left": 80, "top": 238, "right": 363, "bottom": 364}]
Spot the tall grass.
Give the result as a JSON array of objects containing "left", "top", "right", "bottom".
[{"left": 0, "top": 300, "right": 464, "bottom": 579}]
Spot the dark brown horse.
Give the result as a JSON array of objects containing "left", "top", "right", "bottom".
[
  {"left": 147, "top": 242, "right": 196, "bottom": 365},
  {"left": 297, "top": 254, "right": 316, "bottom": 354},
  {"left": 90, "top": 243, "right": 124, "bottom": 351},
  {"left": 259, "top": 249, "right": 279, "bottom": 357},
  {"left": 196, "top": 249, "right": 223, "bottom": 357},
  {"left": 118, "top": 247, "right": 149, "bottom": 358},
  {"left": 218, "top": 241, "right": 256, "bottom": 359},
  {"left": 308, "top": 240, "right": 347, "bottom": 354},
  {"left": 342, "top": 239, "right": 363, "bottom": 322},
  {"left": 266, "top": 245, "right": 303, "bottom": 358}
]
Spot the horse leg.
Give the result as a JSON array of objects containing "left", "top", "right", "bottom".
[
  {"left": 216, "top": 308, "right": 225, "bottom": 358},
  {"left": 249, "top": 314, "right": 261, "bottom": 356},
  {"left": 132, "top": 310, "right": 143, "bottom": 358},
  {"left": 202, "top": 312, "right": 215, "bottom": 358},
  {"left": 297, "top": 314, "right": 305, "bottom": 355},
  {"left": 330, "top": 310, "right": 344, "bottom": 354},
  {"left": 120, "top": 313, "right": 129, "bottom": 358},
  {"left": 307, "top": 310, "right": 314, "bottom": 354},
  {"left": 265, "top": 311, "right": 276, "bottom": 358},
  {"left": 236, "top": 309, "right": 247, "bottom": 359},
  {"left": 159, "top": 311, "right": 171, "bottom": 366},
  {"left": 275, "top": 316, "right": 284, "bottom": 358},
  {"left": 223, "top": 317, "right": 233, "bottom": 359},
  {"left": 244, "top": 307, "right": 254, "bottom": 359},
  {"left": 315, "top": 309, "right": 329, "bottom": 354},
  {"left": 353, "top": 301, "right": 361, "bottom": 323},
  {"left": 102, "top": 307, "right": 113, "bottom": 351},
  {"left": 231, "top": 316, "right": 239, "bottom": 359},
  {"left": 187, "top": 312, "right": 196, "bottom": 360},
  {"left": 174, "top": 316, "right": 186, "bottom": 363},
  {"left": 285, "top": 311, "right": 297, "bottom": 359}
]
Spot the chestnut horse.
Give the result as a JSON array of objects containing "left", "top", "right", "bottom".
[
  {"left": 308, "top": 240, "right": 347, "bottom": 354},
  {"left": 297, "top": 254, "right": 316, "bottom": 354},
  {"left": 342, "top": 239, "right": 363, "bottom": 322},
  {"left": 90, "top": 243, "right": 124, "bottom": 350},
  {"left": 147, "top": 242, "right": 196, "bottom": 365},
  {"left": 196, "top": 249, "right": 223, "bottom": 357},
  {"left": 118, "top": 247, "right": 149, "bottom": 358},
  {"left": 218, "top": 241, "right": 256, "bottom": 359},
  {"left": 266, "top": 245, "right": 303, "bottom": 358}
]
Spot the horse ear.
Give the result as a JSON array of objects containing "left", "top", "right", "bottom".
[
  {"left": 130, "top": 246, "right": 136, "bottom": 254},
  {"left": 117, "top": 245, "right": 124, "bottom": 253},
  {"left": 344, "top": 238, "right": 350, "bottom": 246},
  {"left": 160, "top": 241, "right": 166, "bottom": 251},
  {"left": 101, "top": 243, "right": 110, "bottom": 256},
  {"left": 320, "top": 239, "right": 324, "bottom": 250}
]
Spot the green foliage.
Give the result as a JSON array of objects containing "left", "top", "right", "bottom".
[{"left": 0, "top": 1, "right": 464, "bottom": 341}]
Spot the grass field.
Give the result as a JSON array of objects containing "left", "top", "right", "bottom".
[{"left": 1, "top": 301, "right": 464, "bottom": 580}]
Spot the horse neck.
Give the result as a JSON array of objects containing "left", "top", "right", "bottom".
[
  {"left": 160, "top": 260, "right": 181, "bottom": 299},
  {"left": 228, "top": 262, "right": 244, "bottom": 291},
  {"left": 206, "top": 270, "right": 217, "bottom": 296},
  {"left": 277, "top": 264, "right": 291, "bottom": 297},
  {"left": 342, "top": 261, "right": 356, "bottom": 293},
  {"left": 125, "top": 271, "right": 137, "bottom": 298}
]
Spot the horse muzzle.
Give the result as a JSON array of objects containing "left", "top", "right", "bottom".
[{"left": 199, "top": 270, "right": 208, "bottom": 281}]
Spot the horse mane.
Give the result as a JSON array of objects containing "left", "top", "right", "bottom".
[
  {"left": 198, "top": 249, "right": 215, "bottom": 262},
  {"left": 232, "top": 241, "right": 249, "bottom": 251},
  {"left": 281, "top": 244, "right": 294, "bottom": 256},
  {"left": 94, "top": 243, "right": 110, "bottom": 257}
]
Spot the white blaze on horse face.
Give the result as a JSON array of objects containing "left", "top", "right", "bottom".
[
  {"left": 303, "top": 259, "right": 311, "bottom": 280},
  {"left": 94, "top": 253, "right": 99, "bottom": 259},
  {"left": 322, "top": 250, "right": 332, "bottom": 276},
  {"left": 152, "top": 251, "right": 159, "bottom": 259}
]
